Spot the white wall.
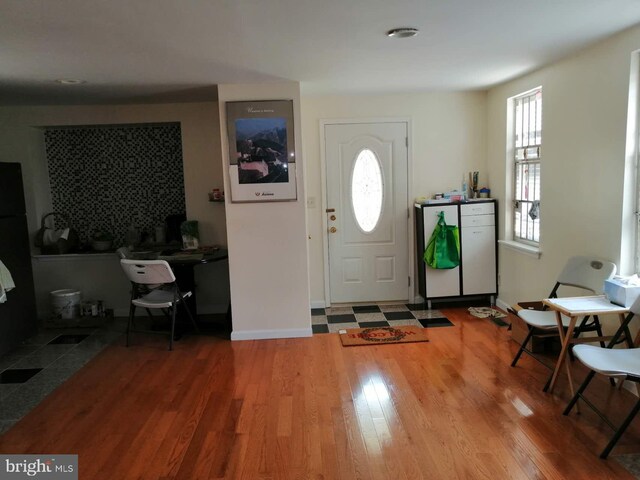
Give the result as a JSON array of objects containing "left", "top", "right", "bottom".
[
  {"left": 217, "top": 83, "right": 312, "bottom": 340},
  {"left": 301, "top": 92, "right": 487, "bottom": 305},
  {"left": 0, "top": 102, "right": 229, "bottom": 317},
  {"left": 486, "top": 24, "right": 640, "bottom": 309}
]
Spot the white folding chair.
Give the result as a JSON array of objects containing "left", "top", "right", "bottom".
[
  {"left": 563, "top": 295, "right": 640, "bottom": 458},
  {"left": 510, "top": 256, "right": 625, "bottom": 391},
  {"left": 120, "top": 259, "right": 199, "bottom": 350}
]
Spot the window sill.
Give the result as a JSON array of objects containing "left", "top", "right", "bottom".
[{"left": 498, "top": 240, "right": 542, "bottom": 259}]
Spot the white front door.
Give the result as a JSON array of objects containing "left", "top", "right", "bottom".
[{"left": 325, "top": 122, "right": 409, "bottom": 303}]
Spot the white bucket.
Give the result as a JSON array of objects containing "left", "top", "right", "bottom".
[{"left": 50, "top": 289, "right": 82, "bottom": 320}]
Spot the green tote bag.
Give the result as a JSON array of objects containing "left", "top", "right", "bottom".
[{"left": 424, "top": 211, "right": 460, "bottom": 269}]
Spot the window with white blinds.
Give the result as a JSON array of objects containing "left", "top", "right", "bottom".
[{"left": 513, "top": 88, "right": 542, "bottom": 244}]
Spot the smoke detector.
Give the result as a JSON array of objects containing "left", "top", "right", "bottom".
[{"left": 386, "top": 28, "right": 419, "bottom": 38}]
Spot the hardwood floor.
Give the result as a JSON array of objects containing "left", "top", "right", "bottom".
[{"left": 1, "top": 308, "right": 639, "bottom": 479}]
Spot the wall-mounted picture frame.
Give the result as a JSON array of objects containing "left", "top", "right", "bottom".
[{"left": 226, "top": 100, "right": 297, "bottom": 202}]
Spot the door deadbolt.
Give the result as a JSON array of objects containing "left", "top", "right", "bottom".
[
  {"left": 330, "top": 215, "right": 336, "bottom": 221},
  {"left": 329, "top": 227, "right": 337, "bottom": 233}
]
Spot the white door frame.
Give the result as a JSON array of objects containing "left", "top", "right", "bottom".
[{"left": 319, "top": 117, "right": 414, "bottom": 306}]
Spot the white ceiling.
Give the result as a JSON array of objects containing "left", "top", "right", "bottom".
[{"left": 2, "top": 0, "right": 640, "bottom": 105}]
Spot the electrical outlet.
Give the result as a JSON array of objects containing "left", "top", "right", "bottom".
[{"left": 306, "top": 196, "right": 316, "bottom": 209}]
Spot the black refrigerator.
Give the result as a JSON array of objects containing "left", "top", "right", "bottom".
[{"left": 0, "top": 162, "right": 37, "bottom": 356}]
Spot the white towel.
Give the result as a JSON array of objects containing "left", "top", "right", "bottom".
[{"left": 0, "top": 260, "right": 16, "bottom": 303}]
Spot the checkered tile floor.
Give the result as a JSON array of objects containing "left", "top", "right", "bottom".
[{"left": 311, "top": 303, "right": 453, "bottom": 334}]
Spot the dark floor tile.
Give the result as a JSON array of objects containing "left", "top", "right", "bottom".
[
  {"left": 419, "top": 317, "right": 454, "bottom": 328},
  {"left": 0, "top": 368, "right": 43, "bottom": 384},
  {"left": 384, "top": 311, "right": 415, "bottom": 321},
  {"left": 406, "top": 303, "right": 429, "bottom": 311},
  {"left": 352, "top": 305, "right": 381, "bottom": 313},
  {"left": 327, "top": 314, "right": 357, "bottom": 324},
  {"left": 358, "top": 321, "right": 390, "bottom": 328},
  {"left": 312, "top": 324, "right": 330, "bottom": 334},
  {"left": 311, "top": 308, "right": 326, "bottom": 316},
  {"left": 48, "top": 334, "right": 90, "bottom": 345}
]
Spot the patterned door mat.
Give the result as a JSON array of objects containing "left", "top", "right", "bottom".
[{"left": 339, "top": 326, "right": 429, "bottom": 346}]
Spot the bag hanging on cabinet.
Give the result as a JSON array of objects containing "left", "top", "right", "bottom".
[{"left": 424, "top": 211, "right": 460, "bottom": 269}]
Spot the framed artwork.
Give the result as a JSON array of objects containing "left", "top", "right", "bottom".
[{"left": 225, "top": 100, "right": 297, "bottom": 202}]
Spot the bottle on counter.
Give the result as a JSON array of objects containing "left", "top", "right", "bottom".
[{"left": 462, "top": 175, "right": 468, "bottom": 201}]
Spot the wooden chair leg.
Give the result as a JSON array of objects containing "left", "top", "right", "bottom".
[
  {"left": 591, "top": 316, "right": 615, "bottom": 386},
  {"left": 570, "top": 315, "right": 592, "bottom": 362},
  {"left": 563, "top": 370, "right": 596, "bottom": 415}
]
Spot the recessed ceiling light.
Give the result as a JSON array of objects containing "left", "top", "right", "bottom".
[
  {"left": 55, "top": 79, "right": 86, "bottom": 85},
  {"left": 386, "top": 27, "right": 419, "bottom": 38}
]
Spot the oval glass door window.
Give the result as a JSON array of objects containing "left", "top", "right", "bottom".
[{"left": 351, "top": 149, "right": 383, "bottom": 233}]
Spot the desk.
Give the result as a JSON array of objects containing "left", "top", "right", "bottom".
[
  {"left": 131, "top": 248, "right": 229, "bottom": 327},
  {"left": 542, "top": 295, "right": 629, "bottom": 395}
]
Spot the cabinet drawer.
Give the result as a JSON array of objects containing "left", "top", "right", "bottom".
[
  {"left": 461, "top": 214, "right": 495, "bottom": 228},
  {"left": 460, "top": 202, "right": 494, "bottom": 216}
]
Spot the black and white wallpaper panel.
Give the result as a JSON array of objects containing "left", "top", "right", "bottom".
[{"left": 44, "top": 123, "right": 186, "bottom": 247}]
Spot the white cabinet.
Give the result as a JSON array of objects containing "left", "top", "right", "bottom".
[
  {"left": 460, "top": 203, "right": 496, "bottom": 295},
  {"left": 422, "top": 204, "right": 460, "bottom": 298},
  {"left": 415, "top": 201, "right": 497, "bottom": 304}
]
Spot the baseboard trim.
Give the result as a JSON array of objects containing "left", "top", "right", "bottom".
[
  {"left": 496, "top": 297, "right": 511, "bottom": 312},
  {"left": 113, "top": 303, "right": 227, "bottom": 318},
  {"left": 231, "top": 327, "right": 313, "bottom": 341},
  {"left": 310, "top": 300, "right": 326, "bottom": 309}
]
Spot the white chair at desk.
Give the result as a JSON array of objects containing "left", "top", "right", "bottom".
[
  {"left": 563, "top": 294, "right": 640, "bottom": 458},
  {"left": 120, "top": 259, "right": 199, "bottom": 351}
]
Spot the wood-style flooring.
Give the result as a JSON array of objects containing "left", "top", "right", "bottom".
[{"left": 1, "top": 308, "right": 639, "bottom": 479}]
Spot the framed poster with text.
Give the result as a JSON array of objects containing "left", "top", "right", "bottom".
[{"left": 226, "top": 100, "right": 297, "bottom": 202}]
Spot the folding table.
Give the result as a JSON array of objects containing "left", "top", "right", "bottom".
[{"left": 542, "top": 295, "right": 630, "bottom": 395}]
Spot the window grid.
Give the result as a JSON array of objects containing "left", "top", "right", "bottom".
[{"left": 513, "top": 89, "right": 542, "bottom": 245}]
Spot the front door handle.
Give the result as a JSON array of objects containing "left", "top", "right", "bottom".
[{"left": 329, "top": 227, "right": 337, "bottom": 233}]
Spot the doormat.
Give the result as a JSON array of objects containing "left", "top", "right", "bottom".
[{"left": 339, "top": 326, "right": 429, "bottom": 347}]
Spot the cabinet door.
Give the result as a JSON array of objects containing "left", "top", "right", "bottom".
[
  {"left": 423, "top": 205, "right": 460, "bottom": 298},
  {"left": 461, "top": 225, "right": 496, "bottom": 295}
]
